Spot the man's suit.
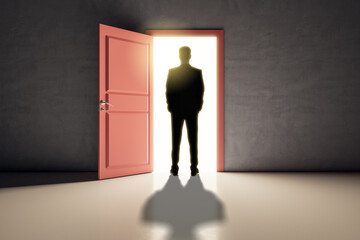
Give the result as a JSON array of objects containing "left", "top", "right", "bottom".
[{"left": 166, "top": 64, "right": 204, "bottom": 172}]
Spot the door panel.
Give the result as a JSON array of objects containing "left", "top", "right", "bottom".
[
  {"left": 107, "top": 113, "right": 149, "bottom": 167},
  {"left": 107, "top": 95, "right": 148, "bottom": 112},
  {"left": 107, "top": 37, "right": 149, "bottom": 94},
  {"left": 99, "top": 24, "right": 153, "bottom": 179}
]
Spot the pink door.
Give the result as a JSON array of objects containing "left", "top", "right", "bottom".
[{"left": 98, "top": 24, "right": 153, "bottom": 179}]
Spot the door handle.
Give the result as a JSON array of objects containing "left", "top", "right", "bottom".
[
  {"left": 99, "top": 100, "right": 114, "bottom": 107},
  {"left": 99, "top": 100, "right": 114, "bottom": 111}
]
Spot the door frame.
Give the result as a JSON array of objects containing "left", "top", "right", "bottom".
[{"left": 146, "top": 30, "right": 224, "bottom": 172}]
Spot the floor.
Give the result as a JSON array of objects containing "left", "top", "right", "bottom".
[{"left": 0, "top": 172, "right": 359, "bottom": 240}]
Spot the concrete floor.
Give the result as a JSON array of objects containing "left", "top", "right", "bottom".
[{"left": 0, "top": 172, "right": 359, "bottom": 240}]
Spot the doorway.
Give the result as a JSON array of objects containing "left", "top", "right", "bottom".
[
  {"left": 98, "top": 25, "right": 223, "bottom": 179},
  {"left": 148, "top": 30, "right": 224, "bottom": 174}
]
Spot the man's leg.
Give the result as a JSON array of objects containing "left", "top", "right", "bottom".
[
  {"left": 185, "top": 113, "right": 199, "bottom": 175},
  {"left": 171, "top": 113, "right": 184, "bottom": 175}
]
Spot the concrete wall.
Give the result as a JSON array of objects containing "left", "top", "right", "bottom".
[{"left": 1, "top": 0, "right": 359, "bottom": 171}]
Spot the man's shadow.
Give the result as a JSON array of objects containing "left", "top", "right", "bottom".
[{"left": 142, "top": 175, "right": 225, "bottom": 240}]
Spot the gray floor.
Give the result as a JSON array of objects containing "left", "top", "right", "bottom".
[{"left": 0, "top": 172, "right": 359, "bottom": 240}]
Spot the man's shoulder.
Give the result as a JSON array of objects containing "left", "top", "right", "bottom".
[
  {"left": 168, "top": 67, "right": 180, "bottom": 75},
  {"left": 169, "top": 67, "right": 178, "bottom": 72},
  {"left": 170, "top": 65, "right": 202, "bottom": 73},
  {"left": 189, "top": 66, "right": 201, "bottom": 72}
]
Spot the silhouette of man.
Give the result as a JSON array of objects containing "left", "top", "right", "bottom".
[{"left": 166, "top": 46, "right": 204, "bottom": 176}]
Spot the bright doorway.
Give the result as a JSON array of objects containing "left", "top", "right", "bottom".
[{"left": 149, "top": 31, "right": 223, "bottom": 173}]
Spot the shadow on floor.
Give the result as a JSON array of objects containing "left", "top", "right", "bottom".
[
  {"left": 142, "top": 175, "right": 225, "bottom": 240},
  {"left": 0, "top": 172, "right": 98, "bottom": 188}
]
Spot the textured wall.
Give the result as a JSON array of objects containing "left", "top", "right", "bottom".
[{"left": 0, "top": 0, "right": 359, "bottom": 171}]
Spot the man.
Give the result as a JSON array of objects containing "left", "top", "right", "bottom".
[{"left": 166, "top": 46, "right": 205, "bottom": 176}]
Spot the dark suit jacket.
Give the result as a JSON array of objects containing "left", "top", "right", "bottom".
[{"left": 166, "top": 64, "right": 205, "bottom": 115}]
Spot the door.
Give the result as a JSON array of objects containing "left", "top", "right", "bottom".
[{"left": 99, "top": 24, "right": 153, "bottom": 179}]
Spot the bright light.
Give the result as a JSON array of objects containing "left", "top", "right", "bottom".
[{"left": 153, "top": 37, "right": 217, "bottom": 173}]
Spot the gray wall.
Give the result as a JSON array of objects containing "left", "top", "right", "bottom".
[{"left": 1, "top": 0, "right": 359, "bottom": 171}]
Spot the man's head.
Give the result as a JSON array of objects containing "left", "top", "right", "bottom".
[{"left": 179, "top": 46, "right": 191, "bottom": 64}]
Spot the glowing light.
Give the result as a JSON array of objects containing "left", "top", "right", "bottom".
[{"left": 153, "top": 37, "right": 217, "bottom": 173}]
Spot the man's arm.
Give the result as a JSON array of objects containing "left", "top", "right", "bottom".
[
  {"left": 166, "top": 69, "right": 174, "bottom": 112},
  {"left": 197, "top": 70, "right": 205, "bottom": 111}
]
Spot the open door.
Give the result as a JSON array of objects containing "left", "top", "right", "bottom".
[{"left": 99, "top": 24, "right": 153, "bottom": 179}]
